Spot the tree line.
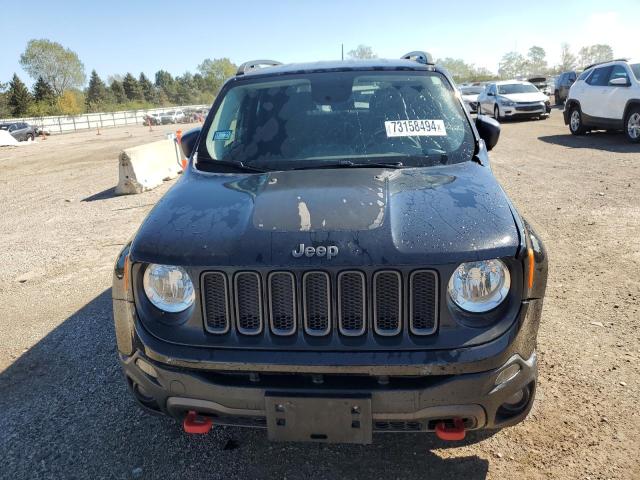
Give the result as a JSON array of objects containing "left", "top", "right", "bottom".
[
  {"left": 347, "top": 43, "right": 615, "bottom": 84},
  {"left": 0, "top": 39, "right": 237, "bottom": 119},
  {"left": 1, "top": 40, "right": 618, "bottom": 119}
]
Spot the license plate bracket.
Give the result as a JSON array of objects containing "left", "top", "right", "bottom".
[{"left": 265, "top": 394, "right": 372, "bottom": 444}]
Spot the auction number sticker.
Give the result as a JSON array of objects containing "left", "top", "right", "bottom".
[{"left": 384, "top": 120, "right": 447, "bottom": 137}]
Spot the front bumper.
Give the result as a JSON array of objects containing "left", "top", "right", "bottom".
[
  {"left": 122, "top": 349, "right": 537, "bottom": 434},
  {"left": 501, "top": 103, "right": 549, "bottom": 118},
  {"left": 115, "top": 297, "right": 543, "bottom": 437}
]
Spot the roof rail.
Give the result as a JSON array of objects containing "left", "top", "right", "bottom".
[
  {"left": 401, "top": 51, "right": 434, "bottom": 65},
  {"left": 236, "top": 60, "right": 283, "bottom": 75},
  {"left": 583, "top": 58, "right": 629, "bottom": 71}
]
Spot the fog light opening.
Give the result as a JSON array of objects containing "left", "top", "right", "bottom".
[
  {"left": 131, "top": 380, "right": 160, "bottom": 412},
  {"left": 497, "top": 384, "right": 532, "bottom": 417}
]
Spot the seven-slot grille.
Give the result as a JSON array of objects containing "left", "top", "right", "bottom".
[{"left": 201, "top": 269, "right": 438, "bottom": 339}]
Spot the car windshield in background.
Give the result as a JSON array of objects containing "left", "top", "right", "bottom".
[
  {"left": 631, "top": 63, "right": 640, "bottom": 81},
  {"left": 460, "top": 87, "right": 484, "bottom": 95},
  {"left": 200, "top": 71, "right": 475, "bottom": 171},
  {"left": 498, "top": 83, "right": 539, "bottom": 94}
]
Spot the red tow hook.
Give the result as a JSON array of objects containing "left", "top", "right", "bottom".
[
  {"left": 435, "top": 418, "right": 466, "bottom": 441},
  {"left": 183, "top": 410, "right": 213, "bottom": 434}
]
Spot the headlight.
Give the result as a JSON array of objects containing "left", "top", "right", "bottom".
[
  {"left": 498, "top": 97, "right": 515, "bottom": 106},
  {"left": 447, "top": 259, "right": 510, "bottom": 313},
  {"left": 143, "top": 264, "right": 195, "bottom": 312}
]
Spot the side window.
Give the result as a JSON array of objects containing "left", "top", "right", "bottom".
[
  {"left": 568, "top": 73, "right": 576, "bottom": 82},
  {"left": 586, "top": 67, "right": 613, "bottom": 86},
  {"left": 608, "top": 65, "right": 629, "bottom": 84},
  {"left": 577, "top": 69, "right": 591, "bottom": 81}
]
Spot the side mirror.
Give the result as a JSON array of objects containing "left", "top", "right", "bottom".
[
  {"left": 609, "top": 77, "right": 629, "bottom": 87},
  {"left": 180, "top": 127, "right": 201, "bottom": 158},
  {"left": 487, "top": 91, "right": 495, "bottom": 96},
  {"left": 476, "top": 115, "right": 501, "bottom": 151}
]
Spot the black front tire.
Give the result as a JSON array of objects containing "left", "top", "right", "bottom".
[
  {"left": 554, "top": 91, "right": 561, "bottom": 106},
  {"left": 494, "top": 105, "right": 501, "bottom": 121},
  {"left": 569, "top": 106, "right": 586, "bottom": 135},
  {"left": 624, "top": 106, "right": 640, "bottom": 143}
]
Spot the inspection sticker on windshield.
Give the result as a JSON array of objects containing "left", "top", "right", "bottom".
[
  {"left": 213, "top": 129, "right": 232, "bottom": 141},
  {"left": 384, "top": 120, "right": 447, "bottom": 137}
]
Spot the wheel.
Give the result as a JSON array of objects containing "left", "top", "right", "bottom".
[
  {"left": 624, "top": 107, "right": 640, "bottom": 143},
  {"left": 26, "top": 133, "right": 34, "bottom": 141},
  {"left": 554, "top": 91, "right": 561, "bottom": 106},
  {"left": 494, "top": 105, "right": 501, "bottom": 121},
  {"left": 569, "top": 106, "right": 586, "bottom": 135}
]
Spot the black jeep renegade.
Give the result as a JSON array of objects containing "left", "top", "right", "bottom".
[{"left": 112, "top": 52, "right": 547, "bottom": 444}]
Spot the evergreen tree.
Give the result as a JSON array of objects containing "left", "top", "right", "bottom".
[
  {"left": 8, "top": 74, "right": 32, "bottom": 116},
  {"left": 33, "top": 76, "right": 55, "bottom": 103},
  {"left": 138, "top": 73, "right": 155, "bottom": 102},
  {"left": 122, "top": 73, "right": 142, "bottom": 101},
  {"left": 85, "top": 70, "right": 109, "bottom": 110},
  {"left": 110, "top": 80, "right": 126, "bottom": 104}
]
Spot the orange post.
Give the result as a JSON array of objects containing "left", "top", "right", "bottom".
[
  {"left": 40, "top": 130, "right": 46, "bottom": 141},
  {"left": 176, "top": 130, "right": 186, "bottom": 171}
]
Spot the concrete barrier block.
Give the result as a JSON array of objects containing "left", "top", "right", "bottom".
[{"left": 115, "top": 138, "right": 182, "bottom": 195}]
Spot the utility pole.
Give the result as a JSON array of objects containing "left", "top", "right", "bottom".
[{"left": 341, "top": 43, "right": 344, "bottom": 60}]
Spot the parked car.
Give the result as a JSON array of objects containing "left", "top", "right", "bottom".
[
  {"left": 527, "top": 77, "right": 552, "bottom": 96},
  {"left": 459, "top": 85, "right": 484, "bottom": 113},
  {"left": 554, "top": 71, "right": 577, "bottom": 105},
  {"left": 113, "top": 51, "right": 548, "bottom": 444},
  {"left": 564, "top": 59, "right": 640, "bottom": 143},
  {"left": 0, "top": 122, "right": 37, "bottom": 141},
  {"left": 478, "top": 80, "right": 551, "bottom": 120},
  {"left": 143, "top": 113, "right": 163, "bottom": 126},
  {"left": 160, "top": 109, "right": 186, "bottom": 124}
]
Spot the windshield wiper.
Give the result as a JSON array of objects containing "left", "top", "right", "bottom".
[
  {"left": 200, "top": 159, "right": 270, "bottom": 173},
  {"left": 291, "top": 160, "right": 405, "bottom": 171}
]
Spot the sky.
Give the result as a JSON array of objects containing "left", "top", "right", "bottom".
[{"left": 1, "top": 0, "right": 638, "bottom": 86}]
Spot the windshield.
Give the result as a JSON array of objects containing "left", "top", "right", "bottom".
[
  {"left": 631, "top": 63, "right": 640, "bottom": 81},
  {"left": 198, "top": 70, "right": 474, "bottom": 171},
  {"left": 497, "top": 83, "right": 539, "bottom": 95},
  {"left": 460, "top": 86, "right": 484, "bottom": 95}
]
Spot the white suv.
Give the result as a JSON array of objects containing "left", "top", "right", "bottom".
[{"left": 564, "top": 59, "right": 640, "bottom": 143}]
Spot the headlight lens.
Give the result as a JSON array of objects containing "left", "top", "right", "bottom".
[
  {"left": 498, "top": 97, "right": 515, "bottom": 106},
  {"left": 447, "top": 259, "right": 510, "bottom": 313},
  {"left": 143, "top": 264, "right": 195, "bottom": 312}
]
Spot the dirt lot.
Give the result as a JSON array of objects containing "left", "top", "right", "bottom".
[{"left": 1, "top": 113, "right": 639, "bottom": 480}]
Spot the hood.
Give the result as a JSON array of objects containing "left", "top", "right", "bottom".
[
  {"left": 461, "top": 94, "right": 479, "bottom": 102},
  {"left": 501, "top": 92, "right": 547, "bottom": 102},
  {"left": 130, "top": 162, "right": 520, "bottom": 267}
]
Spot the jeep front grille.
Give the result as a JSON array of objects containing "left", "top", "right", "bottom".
[
  {"left": 337, "top": 271, "right": 366, "bottom": 336},
  {"left": 303, "top": 271, "right": 331, "bottom": 336},
  {"left": 202, "top": 272, "right": 229, "bottom": 334},
  {"left": 200, "top": 269, "right": 438, "bottom": 340},
  {"left": 373, "top": 271, "right": 402, "bottom": 336},
  {"left": 268, "top": 272, "right": 296, "bottom": 335},
  {"left": 234, "top": 272, "right": 263, "bottom": 335}
]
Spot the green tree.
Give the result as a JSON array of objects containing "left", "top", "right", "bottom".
[
  {"left": 174, "top": 73, "right": 198, "bottom": 104},
  {"left": 122, "top": 73, "right": 143, "bottom": 101},
  {"left": 347, "top": 45, "right": 377, "bottom": 59},
  {"left": 498, "top": 51, "right": 526, "bottom": 79},
  {"left": 7, "top": 74, "right": 32, "bottom": 116},
  {"left": 197, "top": 58, "right": 236, "bottom": 95},
  {"left": 155, "top": 69, "right": 177, "bottom": 102},
  {"left": 138, "top": 73, "right": 156, "bottom": 102},
  {"left": 85, "top": 70, "right": 110, "bottom": 111},
  {"left": 109, "top": 80, "right": 127, "bottom": 104},
  {"left": 19, "top": 39, "right": 86, "bottom": 96},
  {"left": 578, "top": 44, "right": 614, "bottom": 67},
  {"left": 558, "top": 43, "right": 577, "bottom": 72},
  {"left": 526, "top": 46, "right": 547, "bottom": 76},
  {"left": 436, "top": 58, "right": 474, "bottom": 82},
  {"left": 0, "top": 81, "right": 10, "bottom": 118},
  {"left": 33, "top": 76, "right": 56, "bottom": 103}
]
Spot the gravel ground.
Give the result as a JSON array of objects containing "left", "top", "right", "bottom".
[{"left": 0, "top": 113, "right": 639, "bottom": 479}]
